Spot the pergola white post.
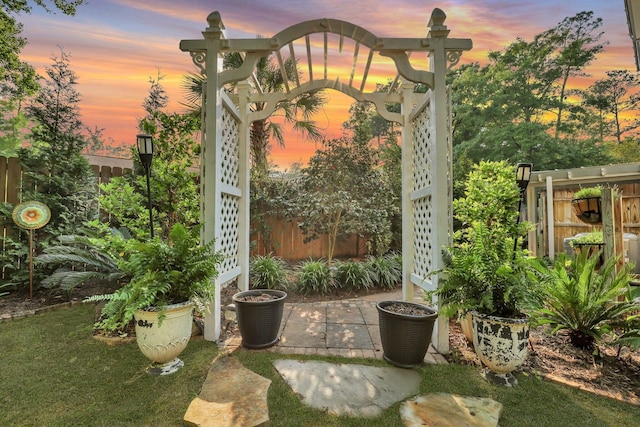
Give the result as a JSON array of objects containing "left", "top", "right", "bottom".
[
  {"left": 428, "top": 11, "right": 454, "bottom": 354},
  {"left": 200, "top": 14, "right": 224, "bottom": 341}
]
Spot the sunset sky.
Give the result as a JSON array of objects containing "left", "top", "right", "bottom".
[{"left": 16, "top": 0, "right": 637, "bottom": 167}]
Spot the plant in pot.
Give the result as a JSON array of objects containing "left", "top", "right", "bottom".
[
  {"left": 433, "top": 161, "right": 538, "bottom": 386},
  {"left": 88, "top": 223, "right": 222, "bottom": 374},
  {"left": 571, "top": 186, "right": 603, "bottom": 224}
]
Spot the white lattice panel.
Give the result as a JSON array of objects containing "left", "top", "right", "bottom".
[
  {"left": 412, "top": 108, "right": 433, "bottom": 193},
  {"left": 219, "top": 193, "right": 239, "bottom": 276},
  {"left": 220, "top": 107, "right": 240, "bottom": 188},
  {"left": 412, "top": 106, "right": 435, "bottom": 281},
  {"left": 218, "top": 105, "right": 240, "bottom": 282}
]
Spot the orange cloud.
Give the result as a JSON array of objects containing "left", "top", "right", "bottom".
[{"left": 17, "top": 0, "right": 637, "bottom": 168}]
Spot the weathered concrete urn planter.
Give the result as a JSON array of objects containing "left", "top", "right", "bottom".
[
  {"left": 471, "top": 311, "right": 529, "bottom": 386},
  {"left": 233, "top": 289, "right": 287, "bottom": 349},
  {"left": 376, "top": 301, "right": 438, "bottom": 368},
  {"left": 134, "top": 302, "right": 194, "bottom": 375}
]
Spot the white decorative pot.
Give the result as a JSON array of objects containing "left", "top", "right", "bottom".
[
  {"left": 459, "top": 311, "right": 474, "bottom": 343},
  {"left": 471, "top": 311, "right": 529, "bottom": 386},
  {"left": 134, "top": 302, "right": 194, "bottom": 375}
]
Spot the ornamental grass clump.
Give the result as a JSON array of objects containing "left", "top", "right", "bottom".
[
  {"left": 366, "top": 253, "right": 402, "bottom": 289},
  {"left": 249, "top": 254, "right": 290, "bottom": 290},
  {"left": 296, "top": 259, "right": 335, "bottom": 295},
  {"left": 334, "top": 259, "right": 373, "bottom": 290}
]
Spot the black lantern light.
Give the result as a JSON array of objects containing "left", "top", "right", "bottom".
[
  {"left": 513, "top": 162, "right": 532, "bottom": 257},
  {"left": 136, "top": 134, "right": 154, "bottom": 238}
]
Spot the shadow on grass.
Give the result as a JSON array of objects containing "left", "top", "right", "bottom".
[{"left": 1, "top": 305, "right": 639, "bottom": 426}]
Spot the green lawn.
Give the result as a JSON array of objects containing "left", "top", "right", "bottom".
[{"left": 1, "top": 305, "right": 638, "bottom": 426}]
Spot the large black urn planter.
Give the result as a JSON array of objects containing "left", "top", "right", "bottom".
[
  {"left": 232, "top": 289, "right": 287, "bottom": 349},
  {"left": 376, "top": 301, "right": 438, "bottom": 368}
]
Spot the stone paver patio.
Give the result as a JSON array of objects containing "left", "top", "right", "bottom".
[{"left": 222, "top": 289, "right": 448, "bottom": 364}]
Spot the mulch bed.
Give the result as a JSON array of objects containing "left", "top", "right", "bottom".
[{"left": 447, "top": 319, "right": 640, "bottom": 406}]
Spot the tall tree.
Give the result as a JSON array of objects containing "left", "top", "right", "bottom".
[
  {"left": 298, "top": 137, "right": 395, "bottom": 265},
  {"left": 19, "top": 48, "right": 97, "bottom": 236},
  {"left": 586, "top": 70, "right": 640, "bottom": 144},
  {"left": 540, "top": 11, "right": 606, "bottom": 140}
]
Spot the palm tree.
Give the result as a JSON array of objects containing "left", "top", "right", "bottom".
[{"left": 182, "top": 52, "right": 326, "bottom": 175}]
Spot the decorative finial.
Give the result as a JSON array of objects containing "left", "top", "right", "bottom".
[
  {"left": 206, "top": 11, "right": 225, "bottom": 32},
  {"left": 428, "top": 8, "right": 447, "bottom": 29}
]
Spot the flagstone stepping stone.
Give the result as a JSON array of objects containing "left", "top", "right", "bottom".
[
  {"left": 184, "top": 356, "right": 271, "bottom": 427},
  {"left": 273, "top": 359, "right": 421, "bottom": 418},
  {"left": 400, "top": 393, "right": 503, "bottom": 427}
]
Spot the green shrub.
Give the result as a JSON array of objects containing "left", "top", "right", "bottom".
[
  {"left": 366, "top": 253, "right": 402, "bottom": 289},
  {"left": 249, "top": 254, "right": 289, "bottom": 290},
  {"left": 296, "top": 259, "right": 335, "bottom": 295},
  {"left": 334, "top": 260, "right": 373, "bottom": 290},
  {"left": 531, "top": 250, "right": 639, "bottom": 350}
]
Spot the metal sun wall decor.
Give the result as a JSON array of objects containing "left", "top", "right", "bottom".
[{"left": 12, "top": 201, "right": 51, "bottom": 299}]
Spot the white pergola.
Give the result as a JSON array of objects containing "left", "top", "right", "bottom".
[{"left": 180, "top": 8, "right": 472, "bottom": 353}]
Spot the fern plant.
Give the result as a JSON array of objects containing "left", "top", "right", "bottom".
[
  {"left": 432, "top": 161, "right": 537, "bottom": 318},
  {"left": 88, "top": 223, "right": 223, "bottom": 333},
  {"left": 530, "top": 250, "right": 639, "bottom": 349}
]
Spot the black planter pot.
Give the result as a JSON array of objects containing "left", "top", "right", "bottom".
[
  {"left": 376, "top": 301, "right": 438, "bottom": 368},
  {"left": 232, "top": 289, "right": 287, "bottom": 349}
]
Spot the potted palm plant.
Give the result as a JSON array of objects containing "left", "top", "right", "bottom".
[
  {"left": 88, "top": 223, "right": 222, "bottom": 374},
  {"left": 433, "top": 161, "right": 538, "bottom": 386}
]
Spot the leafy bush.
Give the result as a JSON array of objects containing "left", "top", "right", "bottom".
[
  {"left": 249, "top": 254, "right": 289, "bottom": 290},
  {"left": 531, "top": 250, "right": 639, "bottom": 349},
  {"left": 435, "top": 161, "right": 537, "bottom": 318},
  {"left": 334, "top": 260, "right": 373, "bottom": 290},
  {"left": 615, "top": 286, "right": 640, "bottom": 349},
  {"left": 366, "top": 253, "right": 402, "bottom": 289},
  {"left": 296, "top": 259, "right": 335, "bottom": 295}
]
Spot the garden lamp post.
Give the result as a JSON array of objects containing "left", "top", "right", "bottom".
[
  {"left": 513, "top": 162, "right": 532, "bottom": 256},
  {"left": 136, "top": 134, "right": 154, "bottom": 238}
]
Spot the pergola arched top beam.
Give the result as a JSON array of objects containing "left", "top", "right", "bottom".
[
  {"left": 180, "top": 11, "right": 472, "bottom": 91},
  {"left": 248, "top": 79, "right": 403, "bottom": 124}
]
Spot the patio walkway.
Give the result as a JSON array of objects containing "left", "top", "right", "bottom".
[{"left": 222, "top": 288, "right": 448, "bottom": 365}]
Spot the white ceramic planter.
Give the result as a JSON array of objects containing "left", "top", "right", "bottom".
[
  {"left": 471, "top": 311, "right": 529, "bottom": 386},
  {"left": 134, "top": 302, "right": 194, "bottom": 375}
]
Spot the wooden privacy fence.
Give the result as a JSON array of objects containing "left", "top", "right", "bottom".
[
  {"left": 0, "top": 155, "right": 367, "bottom": 260},
  {"left": 250, "top": 216, "right": 368, "bottom": 260},
  {"left": 536, "top": 183, "right": 640, "bottom": 271},
  {"left": 0, "top": 155, "right": 132, "bottom": 238}
]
